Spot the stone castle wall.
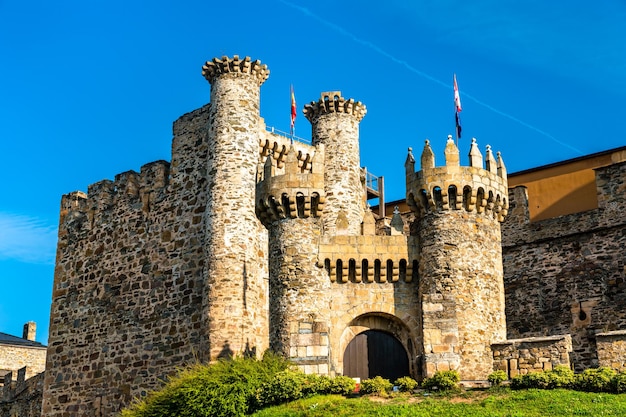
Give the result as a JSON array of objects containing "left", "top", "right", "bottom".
[
  {"left": 0, "top": 345, "right": 46, "bottom": 381},
  {"left": 43, "top": 106, "right": 211, "bottom": 416},
  {"left": 1, "top": 370, "right": 44, "bottom": 417},
  {"left": 502, "top": 161, "right": 626, "bottom": 371}
]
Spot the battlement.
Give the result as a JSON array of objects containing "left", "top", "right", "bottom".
[
  {"left": 406, "top": 137, "right": 509, "bottom": 222},
  {"left": 303, "top": 91, "right": 367, "bottom": 123},
  {"left": 59, "top": 160, "right": 171, "bottom": 233},
  {"left": 259, "top": 134, "right": 317, "bottom": 172},
  {"left": 317, "top": 235, "right": 412, "bottom": 283},
  {"left": 201, "top": 55, "right": 269, "bottom": 86},
  {"left": 256, "top": 145, "right": 325, "bottom": 226}
]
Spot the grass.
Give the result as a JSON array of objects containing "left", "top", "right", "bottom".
[{"left": 251, "top": 389, "right": 626, "bottom": 416}]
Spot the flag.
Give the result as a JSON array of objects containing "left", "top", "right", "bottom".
[
  {"left": 290, "top": 85, "right": 296, "bottom": 138},
  {"left": 453, "top": 74, "right": 462, "bottom": 112},
  {"left": 454, "top": 74, "right": 462, "bottom": 138}
]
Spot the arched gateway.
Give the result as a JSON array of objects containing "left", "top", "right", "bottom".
[{"left": 343, "top": 330, "right": 410, "bottom": 381}]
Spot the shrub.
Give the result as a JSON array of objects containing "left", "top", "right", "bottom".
[
  {"left": 611, "top": 371, "right": 626, "bottom": 393},
  {"left": 302, "top": 373, "right": 333, "bottom": 395},
  {"left": 394, "top": 376, "right": 418, "bottom": 392},
  {"left": 329, "top": 375, "right": 357, "bottom": 395},
  {"left": 574, "top": 367, "right": 617, "bottom": 392},
  {"left": 510, "top": 366, "right": 576, "bottom": 390},
  {"left": 421, "top": 370, "right": 460, "bottom": 391},
  {"left": 121, "top": 353, "right": 291, "bottom": 417},
  {"left": 360, "top": 376, "right": 393, "bottom": 395},
  {"left": 256, "top": 368, "right": 307, "bottom": 407},
  {"left": 487, "top": 370, "right": 508, "bottom": 386}
]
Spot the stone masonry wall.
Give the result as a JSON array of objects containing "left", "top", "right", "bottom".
[
  {"left": 0, "top": 345, "right": 46, "bottom": 381},
  {"left": 42, "top": 105, "right": 211, "bottom": 416},
  {"left": 502, "top": 161, "right": 626, "bottom": 371},
  {"left": 492, "top": 335, "right": 572, "bottom": 378},
  {"left": 596, "top": 331, "right": 626, "bottom": 371},
  {"left": 1, "top": 371, "right": 44, "bottom": 417}
]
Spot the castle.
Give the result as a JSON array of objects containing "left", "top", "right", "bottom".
[{"left": 36, "top": 55, "right": 626, "bottom": 416}]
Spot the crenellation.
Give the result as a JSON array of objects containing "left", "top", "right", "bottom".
[{"left": 39, "top": 52, "right": 626, "bottom": 416}]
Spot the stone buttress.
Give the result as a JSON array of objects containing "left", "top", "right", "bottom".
[
  {"left": 406, "top": 136, "right": 509, "bottom": 381},
  {"left": 201, "top": 56, "right": 270, "bottom": 360},
  {"left": 256, "top": 144, "right": 331, "bottom": 374},
  {"left": 304, "top": 92, "right": 367, "bottom": 236}
]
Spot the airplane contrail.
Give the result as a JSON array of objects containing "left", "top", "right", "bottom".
[{"left": 279, "top": 0, "right": 584, "bottom": 155}]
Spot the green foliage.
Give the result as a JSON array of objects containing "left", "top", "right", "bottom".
[
  {"left": 574, "top": 367, "right": 617, "bottom": 392},
  {"left": 510, "top": 366, "right": 576, "bottom": 390},
  {"left": 394, "top": 376, "right": 418, "bottom": 392},
  {"left": 421, "top": 370, "right": 460, "bottom": 391},
  {"left": 121, "top": 352, "right": 290, "bottom": 417},
  {"left": 611, "top": 371, "right": 626, "bottom": 393},
  {"left": 301, "top": 373, "right": 333, "bottom": 396},
  {"left": 256, "top": 369, "right": 307, "bottom": 407},
  {"left": 360, "top": 376, "right": 393, "bottom": 395},
  {"left": 487, "top": 370, "right": 508, "bottom": 386},
  {"left": 252, "top": 388, "right": 626, "bottom": 416},
  {"left": 328, "top": 375, "right": 357, "bottom": 395}
]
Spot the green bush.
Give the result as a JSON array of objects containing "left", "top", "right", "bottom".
[
  {"left": 510, "top": 366, "right": 576, "bottom": 390},
  {"left": 487, "top": 370, "right": 508, "bottom": 386},
  {"left": 360, "top": 376, "right": 393, "bottom": 395},
  {"left": 394, "top": 376, "right": 418, "bottom": 392},
  {"left": 574, "top": 367, "right": 617, "bottom": 392},
  {"left": 611, "top": 371, "right": 626, "bottom": 393},
  {"left": 328, "top": 375, "right": 357, "bottom": 395},
  {"left": 421, "top": 370, "right": 460, "bottom": 391},
  {"left": 121, "top": 353, "right": 290, "bottom": 417},
  {"left": 302, "top": 373, "right": 333, "bottom": 395},
  {"left": 256, "top": 369, "right": 307, "bottom": 407}
]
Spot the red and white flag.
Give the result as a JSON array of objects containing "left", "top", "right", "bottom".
[
  {"left": 454, "top": 74, "right": 462, "bottom": 138},
  {"left": 453, "top": 74, "right": 462, "bottom": 112},
  {"left": 290, "top": 85, "right": 296, "bottom": 137}
]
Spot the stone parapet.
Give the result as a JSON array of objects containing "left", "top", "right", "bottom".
[
  {"left": 202, "top": 55, "right": 269, "bottom": 86},
  {"left": 406, "top": 138, "right": 509, "bottom": 222},
  {"left": 317, "top": 235, "right": 412, "bottom": 283},
  {"left": 596, "top": 330, "right": 626, "bottom": 371},
  {"left": 303, "top": 91, "right": 366, "bottom": 123},
  {"left": 492, "top": 334, "right": 572, "bottom": 378}
]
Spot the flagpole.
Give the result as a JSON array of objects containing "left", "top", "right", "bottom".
[{"left": 453, "top": 74, "right": 462, "bottom": 146}]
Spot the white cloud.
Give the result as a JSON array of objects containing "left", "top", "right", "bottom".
[{"left": 0, "top": 213, "right": 57, "bottom": 264}]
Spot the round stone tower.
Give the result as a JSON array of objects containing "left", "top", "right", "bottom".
[
  {"left": 256, "top": 145, "right": 331, "bottom": 374},
  {"left": 201, "top": 55, "right": 269, "bottom": 360},
  {"left": 304, "top": 92, "right": 366, "bottom": 236},
  {"left": 406, "top": 136, "right": 509, "bottom": 381}
]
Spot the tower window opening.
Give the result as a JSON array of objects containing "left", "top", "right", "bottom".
[
  {"left": 476, "top": 187, "right": 485, "bottom": 213},
  {"left": 362, "top": 259, "right": 369, "bottom": 282},
  {"left": 463, "top": 185, "right": 472, "bottom": 211},
  {"left": 349, "top": 258, "right": 357, "bottom": 282},
  {"left": 311, "top": 193, "right": 320, "bottom": 217},
  {"left": 448, "top": 185, "right": 458, "bottom": 210},
  {"left": 433, "top": 186, "right": 443, "bottom": 211},
  {"left": 336, "top": 259, "right": 344, "bottom": 283},
  {"left": 420, "top": 189, "right": 429, "bottom": 213},
  {"left": 296, "top": 193, "right": 305, "bottom": 217},
  {"left": 386, "top": 259, "right": 394, "bottom": 282},
  {"left": 399, "top": 259, "right": 407, "bottom": 281},
  {"left": 412, "top": 260, "right": 419, "bottom": 283},
  {"left": 374, "top": 259, "right": 381, "bottom": 282},
  {"left": 281, "top": 193, "right": 291, "bottom": 218}
]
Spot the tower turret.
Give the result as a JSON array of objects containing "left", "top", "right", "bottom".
[
  {"left": 201, "top": 55, "right": 270, "bottom": 360},
  {"left": 304, "top": 92, "right": 366, "bottom": 236},
  {"left": 406, "top": 136, "right": 509, "bottom": 381},
  {"left": 256, "top": 144, "right": 331, "bottom": 373}
]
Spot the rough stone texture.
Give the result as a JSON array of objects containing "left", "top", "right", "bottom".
[
  {"left": 406, "top": 138, "right": 509, "bottom": 381},
  {"left": 492, "top": 335, "right": 572, "bottom": 377},
  {"left": 41, "top": 54, "right": 626, "bottom": 417},
  {"left": 0, "top": 345, "right": 46, "bottom": 382},
  {"left": 502, "top": 161, "right": 626, "bottom": 371},
  {"left": 0, "top": 370, "right": 44, "bottom": 417},
  {"left": 596, "top": 331, "right": 626, "bottom": 371}
]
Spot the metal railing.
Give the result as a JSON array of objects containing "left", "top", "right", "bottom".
[{"left": 265, "top": 126, "right": 311, "bottom": 144}]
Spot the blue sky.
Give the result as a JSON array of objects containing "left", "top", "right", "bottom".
[{"left": 1, "top": 0, "right": 625, "bottom": 344}]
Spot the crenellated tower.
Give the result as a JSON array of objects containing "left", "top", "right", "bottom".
[
  {"left": 256, "top": 145, "right": 332, "bottom": 374},
  {"left": 201, "top": 55, "right": 270, "bottom": 360},
  {"left": 406, "top": 136, "right": 509, "bottom": 381},
  {"left": 304, "top": 92, "right": 367, "bottom": 236}
]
